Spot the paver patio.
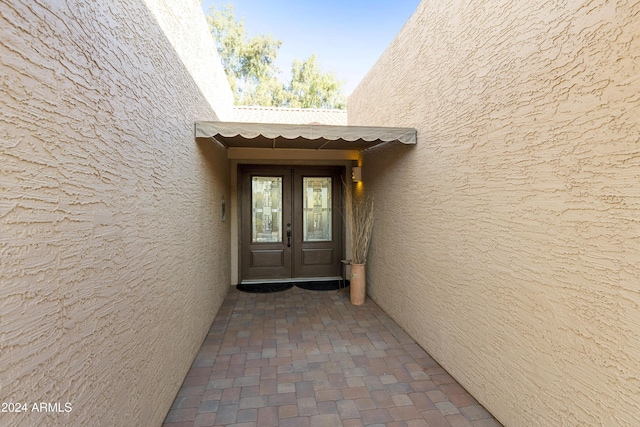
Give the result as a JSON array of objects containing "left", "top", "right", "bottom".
[{"left": 163, "top": 286, "right": 502, "bottom": 427}]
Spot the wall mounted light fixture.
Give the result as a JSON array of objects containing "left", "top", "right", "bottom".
[{"left": 352, "top": 166, "right": 362, "bottom": 182}]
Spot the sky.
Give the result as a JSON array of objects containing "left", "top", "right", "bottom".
[{"left": 200, "top": 0, "right": 422, "bottom": 96}]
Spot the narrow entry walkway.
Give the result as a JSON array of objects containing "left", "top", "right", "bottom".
[{"left": 163, "top": 286, "right": 501, "bottom": 427}]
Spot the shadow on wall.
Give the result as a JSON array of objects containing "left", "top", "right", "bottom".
[
  {"left": 361, "top": 139, "right": 417, "bottom": 182},
  {"left": 1, "top": 1, "right": 233, "bottom": 426}
]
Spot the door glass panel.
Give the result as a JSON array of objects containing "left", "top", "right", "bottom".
[
  {"left": 252, "top": 176, "right": 282, "bottom": 243},
  {"left": 303, "top": 177, "right": 332, "bottom": 242}
]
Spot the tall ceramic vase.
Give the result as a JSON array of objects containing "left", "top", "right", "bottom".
[{"left": 350, "top": 263, "right": 366, "bottom": 305}]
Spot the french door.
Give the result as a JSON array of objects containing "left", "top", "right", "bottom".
[{"left": 240, "top": 166, "right": 343, "bottom": 281}]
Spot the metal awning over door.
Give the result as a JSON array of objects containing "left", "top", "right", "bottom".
[{"left": 195, "top": 121, "right": 417, "bottom": 151}]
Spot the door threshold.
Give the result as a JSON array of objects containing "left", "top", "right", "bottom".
[{"left": 240, "top": 276, "right": 342, "bottom": 285}]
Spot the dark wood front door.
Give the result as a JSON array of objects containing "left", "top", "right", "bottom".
[{"left": 240, "top": 166, "right": 343, "bottom": 282}]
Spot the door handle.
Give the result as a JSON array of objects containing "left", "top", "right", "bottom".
[{"left": 286, "top": 224, "right": 291, "bottom": 247}]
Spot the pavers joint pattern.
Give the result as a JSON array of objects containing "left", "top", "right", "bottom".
[{"left": 163, "top": 287, "right": 501, "bottom": 427}]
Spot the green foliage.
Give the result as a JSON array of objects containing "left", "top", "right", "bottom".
[
  {"left": 207, "top": 5, "right": 283, "bottom": 105},
  {"left": 207, "top": 4, "right": 346, "bottom": 109},
  {"left": 288, "top": 55, "right": 346, "bottom": 109}
]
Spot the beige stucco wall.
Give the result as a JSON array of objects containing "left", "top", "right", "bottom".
[
  {"left": 1, "top": 1, "right": 232, "bottom": 426},
  {"left": 348, "top": 1, "right": 640, "bottom": 426}
]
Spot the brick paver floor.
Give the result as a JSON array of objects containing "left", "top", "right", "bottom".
[{"left": 163, "top": 286, "right": 502, "bottom": 427}]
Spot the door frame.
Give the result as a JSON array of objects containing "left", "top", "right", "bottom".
[{"left": 238, "top": 164, "right": 345, "bottom": 283}]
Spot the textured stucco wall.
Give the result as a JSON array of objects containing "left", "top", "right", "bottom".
[
  {"left": 1, "top": 1, "right": 232, "bottom": 426},
  {"left": 348, "top": 1, "right": 640, "bottom": 426}
]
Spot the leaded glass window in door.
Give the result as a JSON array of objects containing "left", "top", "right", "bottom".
[
  {"left": 252, "top": 177, "right": 282, "bottom": 242},
  {"left": 303, "top": 177, "right": 332, "bottom": 241}
]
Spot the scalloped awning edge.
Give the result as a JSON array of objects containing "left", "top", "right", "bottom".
[{"left": 195, "top": 121, "right": 416, "bottom": 150}]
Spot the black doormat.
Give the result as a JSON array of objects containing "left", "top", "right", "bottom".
[
  {"left": 294, "top": 280, "right": 348, "bottom": 291},
  {"left": 236, "top": 282, "right": 293, "bottom": 293}
]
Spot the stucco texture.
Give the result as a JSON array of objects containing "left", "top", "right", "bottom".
[
  {"left": 348, "top": 1, "right": 640, "bottom": 426},
  {"left": 1, "top": 0, "right": 231, "bottom": 426}
]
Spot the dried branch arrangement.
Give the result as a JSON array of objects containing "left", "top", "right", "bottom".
[{"left": 343, "top": 179, "right": 374, "bottom": 264}]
